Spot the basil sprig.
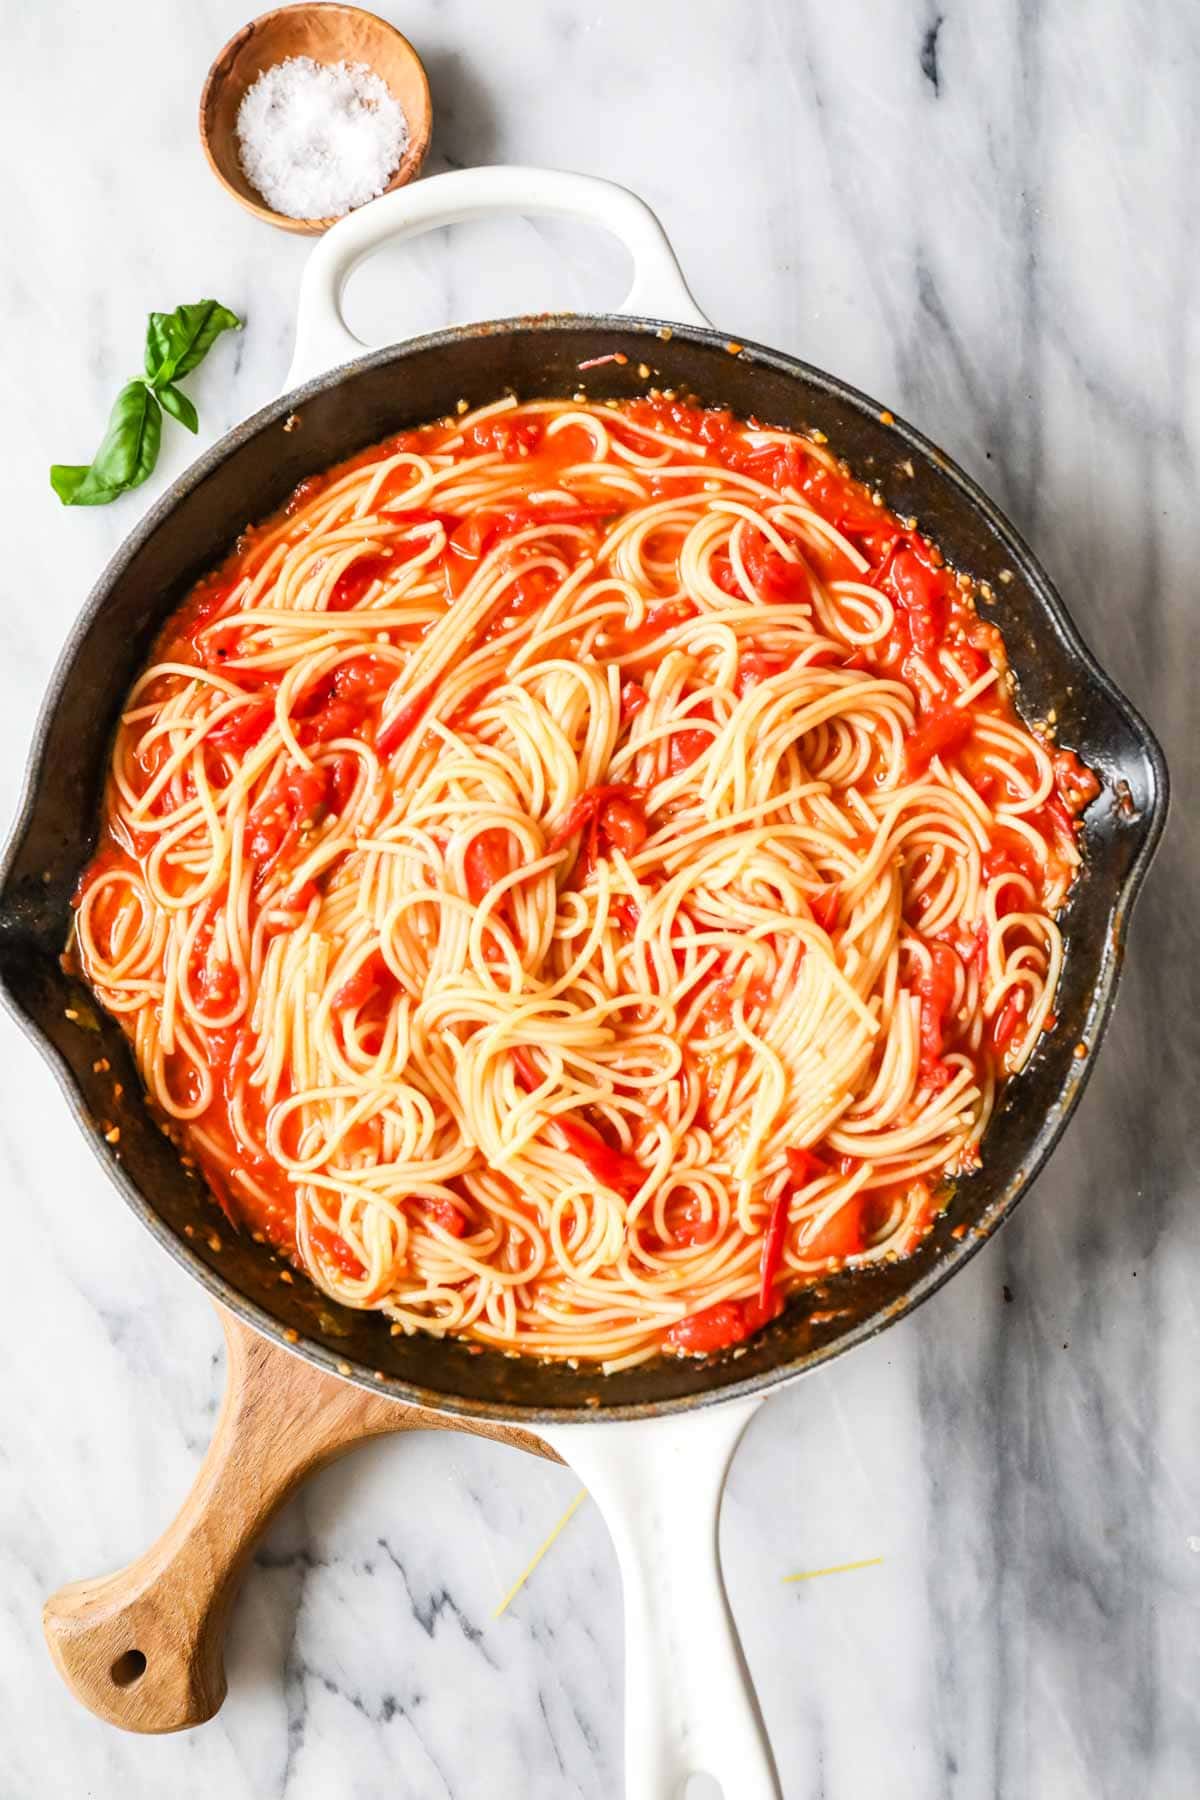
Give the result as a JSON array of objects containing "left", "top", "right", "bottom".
[{"left": 51, "top": 300, "right": 241, "bottom": 507}]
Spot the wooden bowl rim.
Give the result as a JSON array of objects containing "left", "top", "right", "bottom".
[{"left": 198, "top": 2, "right": 432, "bottom": 236}]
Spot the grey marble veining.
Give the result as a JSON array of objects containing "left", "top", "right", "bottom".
[{"left": 1, "top": 2, "right": 1197, "bottom": 1796}]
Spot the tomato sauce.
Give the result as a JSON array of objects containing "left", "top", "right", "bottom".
[{"left": 75, "top": 392, "right": 1100, "bottom": 1346}]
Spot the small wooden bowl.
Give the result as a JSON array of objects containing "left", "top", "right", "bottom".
[{"left": 200, "top": 4, "right": 432, "bottom": 235}]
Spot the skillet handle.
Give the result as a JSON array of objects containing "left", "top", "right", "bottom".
[
  {"left": 286, "top": 164, "right": 710, "bottom": 389},
  {"left": 540, "top": 1399, "right": 778, "bottom": 1800}
]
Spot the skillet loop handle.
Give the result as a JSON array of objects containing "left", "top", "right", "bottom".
[
  {"left": 286, "top": 164, "right": 709, "bottom": 389},
  {"left": 540, "top": 1399, "right": 778, "bottom": 1800}
]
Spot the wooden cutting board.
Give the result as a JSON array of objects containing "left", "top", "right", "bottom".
[{"left": 43, "top": 1304, "right": 558, "bottom": 1733}]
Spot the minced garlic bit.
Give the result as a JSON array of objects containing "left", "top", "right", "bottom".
[{"left": 236, "top": 57, "right": 409, "bottom": 222}]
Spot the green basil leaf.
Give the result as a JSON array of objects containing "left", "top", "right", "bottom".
[
  {"left": 57, "top": 296, "right": 240, "bottom": 511},
  {"left": 143, "top": 314, "right": 175, "bottom": 384},
  {"left": 50, "top": 463, "right": 125, "bottom": 507},
  {"left": 90, "top": 380, "right": 162, "bottom": 490},
  {"left": 144, "top": 300, "right": 241, "bottom": 387},
  {"left": 50, "top": 381, "right": 162, "bottom": 506},
  {"left": 50, "top": 465, "right": 97, "bottom": 504},
  {"left": 157, "top": 383, "right": 199, "bottom": 433}
]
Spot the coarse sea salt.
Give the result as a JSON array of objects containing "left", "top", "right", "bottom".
[{"left": 236, "top": 56, "right": 409, "bottom": 221}]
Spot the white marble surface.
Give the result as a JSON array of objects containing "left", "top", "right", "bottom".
[{"left": 1, "top": 2, "right": 1197, "bottom": 1796}]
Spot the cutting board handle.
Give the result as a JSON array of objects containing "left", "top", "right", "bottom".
[{"left": 42, "top": 1306, "right": 552, "bottom": 1733}]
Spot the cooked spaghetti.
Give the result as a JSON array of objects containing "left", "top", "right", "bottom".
[{"left": 73, "top": 394, "right": 1099, "bottom": 1368}]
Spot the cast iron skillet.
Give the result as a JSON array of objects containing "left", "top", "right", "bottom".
[{"left": 0, "top": 169, "right": 1168, "bottom": 1793}]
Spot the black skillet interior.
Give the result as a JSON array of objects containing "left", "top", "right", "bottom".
[{"left": 0, "top": 319, "right": 1168, "bottom": 1422}]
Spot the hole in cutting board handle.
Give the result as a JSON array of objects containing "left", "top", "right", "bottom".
[
  {"left": 682, "top": 1777, "right": 724, "bottom": 1798},
  {"left": 109, "top": 1649, "right": 147, "bottom": 1687}
]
